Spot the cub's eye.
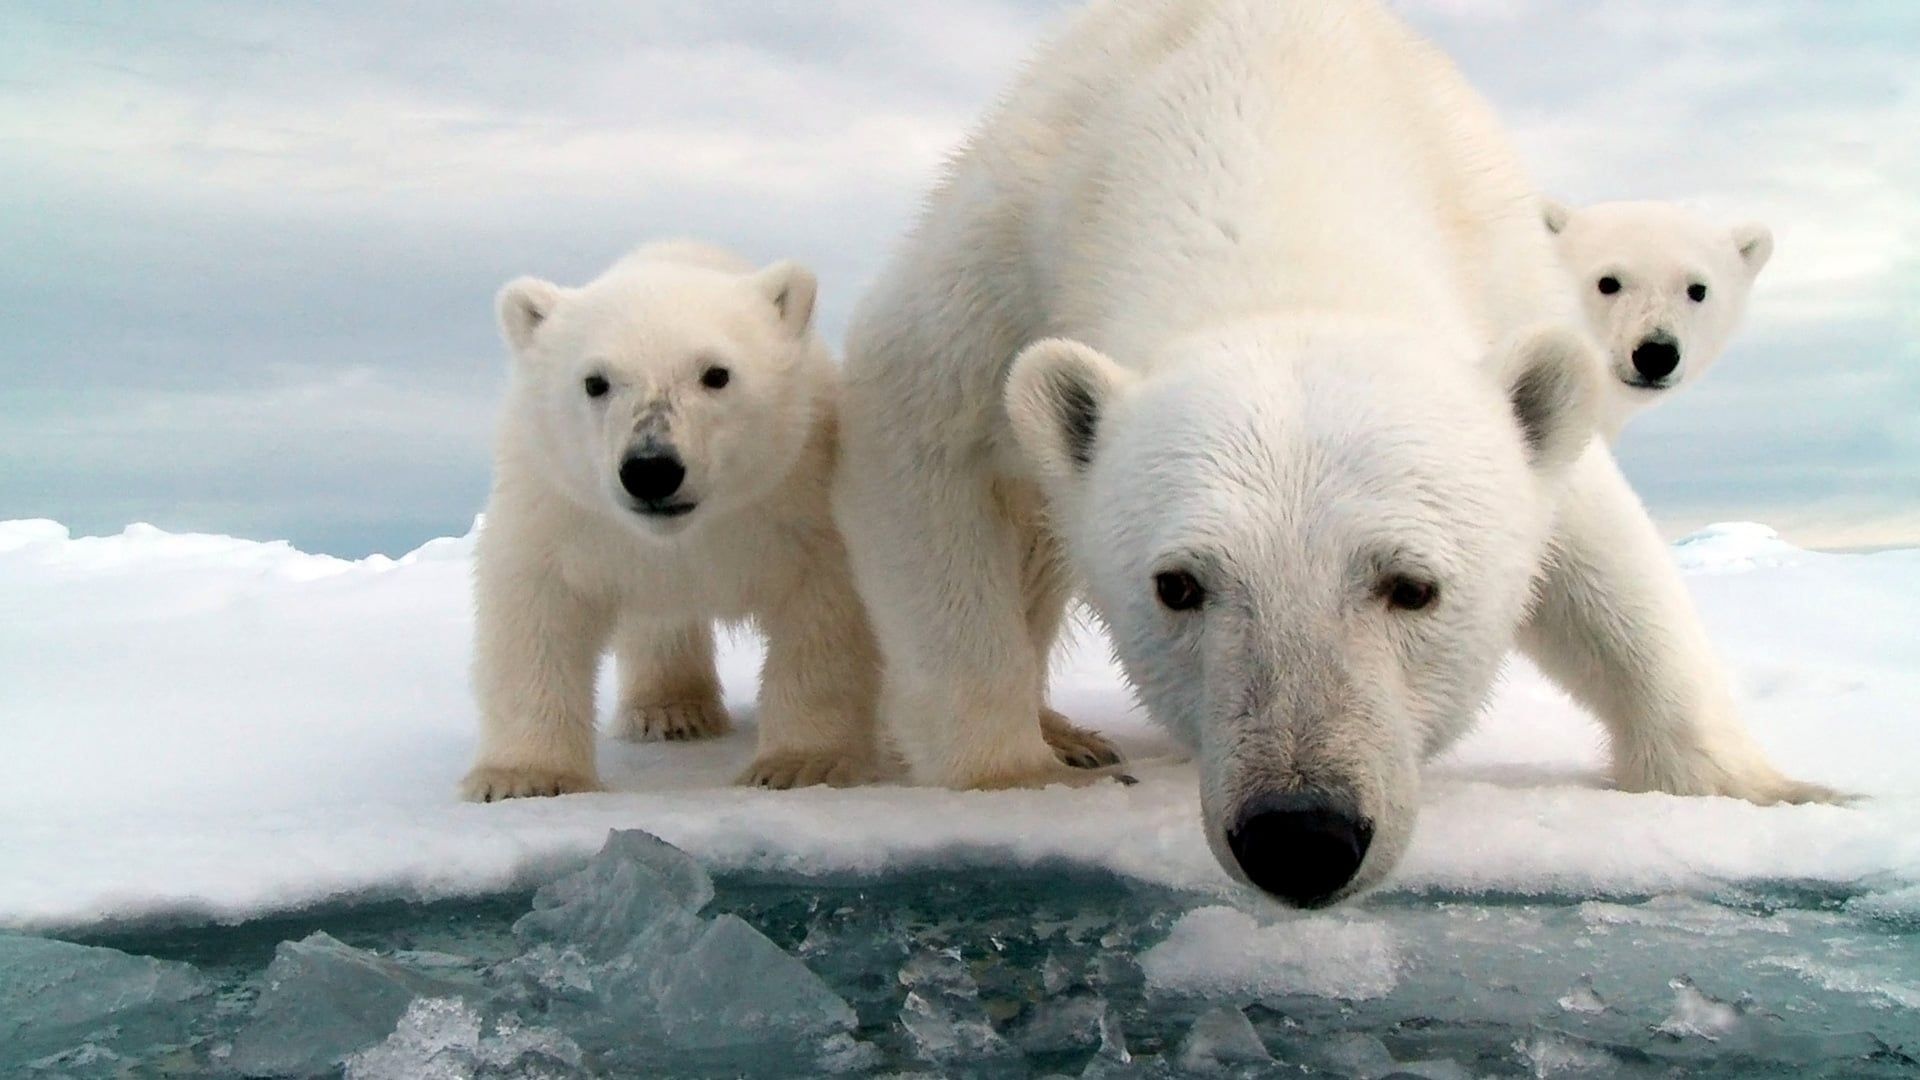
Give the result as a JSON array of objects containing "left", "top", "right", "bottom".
[
  {"left": 1597, "top": 276, "right": 1622, "bottom": 296},
  {"left": 700, "top": 366, "right": 731, "bottom": 390},
  {"left": 1154, "top": 570, "right": 1206, "bottom": 612},
  {"left": 1687, "top": 283, "right": 1709, "bottom": 303},
  {"left": 1384, "top": 576, "right": 1438, "bottom": 612},
  {"left": 583, "top": 375, "right": 610, "bottom": 399}
]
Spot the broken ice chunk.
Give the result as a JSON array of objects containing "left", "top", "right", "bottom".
[
  {"left": 227, "top": 931, "right": 475, "bottom": 1077},
  {"left": 344, "top": 996, "right": 585, "bottom": 1080},
  {"left": 651, "top": 914, "right": 857, "bottom": 1049},
  {"left": 1312, "top": 1031, "right": 1398, "bottom": 1079},
  {"left": 1383, "top": 1061, "right": 1474, "bottom": 1080},
  {"left": 514, "top": 829, "right": 714, "bottom": 961},
  {"left": 1174, "top": 1005, "right": 1271, "bottom": 1071},
  {"left": 0, "top": 934, "right": 207, "bottom": 1070},
  {"left": 898, "top": 949, "right": 1017, "bottom": 1065},
  {"left": 1652, "top": 976, "right": 1742, "bottom": 1041},
  {"left": 1077, "top": 1008, "right": 1138, "bottom": 1079},
  {"left": 1556, "top": 976, "right": 1608, "bottom": 1015},
  {"left": 1012, "top": 989, "right": 1107, "bottom": 1054}
]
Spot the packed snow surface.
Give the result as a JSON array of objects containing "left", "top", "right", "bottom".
[{"left": 1, "top": 517, "right": 1917, "bottom": 932}]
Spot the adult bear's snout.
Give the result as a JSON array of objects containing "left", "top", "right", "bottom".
[{"left": 1226, "top": 790, "right": 1374, "bottom": 907}]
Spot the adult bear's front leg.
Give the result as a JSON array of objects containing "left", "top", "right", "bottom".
[
  {"left": 1518, "top": 445, "right": 1842, "bottom": 805},
  {"left": 833, "top": 416, "right": 1105, "bottom": 791}
]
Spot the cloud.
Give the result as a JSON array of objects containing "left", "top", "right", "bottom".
[{"left": 0, "top": 0, "right": 1913, "bottom": 553}]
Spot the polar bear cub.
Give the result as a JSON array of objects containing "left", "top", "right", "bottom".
[
  {"left": 461, "top": 241, "right": 880, "bottom": 801},
  {"left": 1545, "top": 200, "right": 1773, "bottom": 438}
]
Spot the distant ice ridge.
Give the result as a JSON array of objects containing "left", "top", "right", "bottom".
[{"left": 1670, "top": 522, "right": 1809, "bottom": 573}]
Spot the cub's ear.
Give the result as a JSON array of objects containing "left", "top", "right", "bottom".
[
  {"left": 1005, "top": 338, "right": 1135, "bottom": 493},
  {"left": 751, "top": 259, "right": 819, "bottom": 337},
  {"left": 1732, "top": 222, "right": 1774, "bottom": 275},
  {"left": 1501, "top": 325, "right": 1600, "bottom": 473},
  {"left": 1541, "top": 198, "right": 1573, "bottom": 235},
  {"left": 496, "top": 277, "right": 565, "bottom": 355}
]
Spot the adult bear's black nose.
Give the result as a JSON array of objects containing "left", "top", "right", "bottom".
[
  {"left": 619, "top": 452, "right": 686, "bottom": 504},
  {"left": 1227, "top": 791, "right": 1373, "bottom": 907},
  {"left": 1631, "top": 335, "right": 1681, "bottom": 382}
]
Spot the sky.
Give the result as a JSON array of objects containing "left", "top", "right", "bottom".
[{"left": 1, "top": 0, "right": 1915, "bottom": 556}]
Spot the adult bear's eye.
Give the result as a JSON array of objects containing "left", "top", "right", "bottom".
[
  {"left": 1154, "top": 570, "right": 1206, "bottom": 612},
  {"left": 701, "top": 365, "right": 732, "bottom": 390},
  {"left": 583, "top": 374, "right": 610, "bottom": 398},
  {"left": 1597, "top": 276, "right": 1622, "bottom": 296},
  {"left": 1384, "top": 576, "right": 1438, "bottom": 612},
  {"left": 1688, "top": 282, "right": 1709, "bottom": 303}
]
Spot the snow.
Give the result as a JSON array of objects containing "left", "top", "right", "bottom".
[{"left": 1, "top": 518, "right": 1918, "bottom": 934}]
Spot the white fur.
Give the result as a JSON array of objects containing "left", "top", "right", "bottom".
[
  {"left": 1544, "top": 199, "right": 1773, "bottom": 438},
  {"left": 834, "top": 0, "right": 1834, "bottom": 902},
  {"left": 462, "top": 242, "right": 879, "bottom": 801}
]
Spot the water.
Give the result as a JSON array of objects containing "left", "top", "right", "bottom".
[{"left": 11, "top": 831, "right": 1919, "bottom": 1078}]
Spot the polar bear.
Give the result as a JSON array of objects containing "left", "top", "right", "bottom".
[
  {"left": 461, "top": 242, "right": 879, "bottom": 801},
  {"left": 833, "top": 0, "right": 1834, "bottom": 906},
  {"left": 1545, "top": 199, "right": 1773, "bottom": 438}
]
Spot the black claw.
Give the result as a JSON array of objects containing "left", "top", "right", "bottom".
[{"left": 1115, "top": 773, "right": 1139, "bottom": 787}]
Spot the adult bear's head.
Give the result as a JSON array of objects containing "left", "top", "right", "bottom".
[{"left": 1005, "top": 318, "right": 1598, "bottom": 905}]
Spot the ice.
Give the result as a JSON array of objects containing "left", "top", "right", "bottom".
[
  {"left": 0, "top": 934, "right": 207, "bottom": 1070},
  {"left": 898, "top": 948, "right": 1019, "bottom": 1065},
  {"left": 1308, "top": 1032, "right": 1398, "bottom": 1078},
  {"left": 1173, "top": 1006, "right": 1271, "bottom": 1071},
  {"left": 226, "top": 931, "right": 476, "bottom": 1077},
  {"left": 3, "top": 519, "right": 1920, "bottom": 1074},
  {"left": 1652, "top": 976, "right": 1743, "bottom": 1042},
  {"left": 1138, "top": 906, "right": 1400, "bottom": 1001},
  {"left": 1012, "top": 989, "right": 1108, "bottom": 1054},
  {"left": 501, "top": 829, "right": 854, "bottom": 1064},
  {"left": 1555, "top": 977, "right": 1609, "bottom": 1015},
  {"left": 513, "top": 829, "right": 714, "bottom": 961},
  {"left": 652, "top": 913, "right": 857, "bottom": 1048},
  {"left": 343, "top": 997, "right": 585, "bottom": 1080},
  {"left": 1514, "top": 1032, "right": 1619, "bottom": 1076}
]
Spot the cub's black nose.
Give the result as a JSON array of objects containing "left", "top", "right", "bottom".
[
  {"left": 1227, "top": 791, "right": 1373, "bottom": 907},
  {"left": 619, "top": 452, "right": 686, "bottom": 504},
  {"left": 1631, "top": 336, "right": 1681, "bottom": 382}
]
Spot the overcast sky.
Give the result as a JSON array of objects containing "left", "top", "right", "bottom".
[{"left": 2, "top": 1, "right": 1915, "bottom": 556}]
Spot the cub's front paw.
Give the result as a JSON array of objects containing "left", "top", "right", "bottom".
[
  {"left": 616, "top": 700, "right": 733, "bottom": 743},
  {"left": 737, "top": 749, "right": 876, "bottom": 790},
  {"left": 1039, "top": 707, "right": 1124, "bottom": 769},
  {"left": 460, "top": 764, "right": 601, "bottom": 802}
]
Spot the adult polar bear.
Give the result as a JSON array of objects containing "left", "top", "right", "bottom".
[{"left": 834, "top": 0, "right": 1835, "bottom": 907}]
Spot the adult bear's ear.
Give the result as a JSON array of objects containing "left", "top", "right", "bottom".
[
  {"left": 496, "top": 277, "right": 565, "bottom": 355},
  {"left": 1005, "top": 338, "right": 1135, "bottom": 493},
  {"left": 1732, "top": 222, "right": 1773, "bottom": 276},
  {"left": 1541, "top": 198, "right": 1573, "bottom": 235},
  {"left": 1501, "top": 325, "right": 1600, "bottom": 473},
  {"left": 751, "top": 259, "right": 819, "bottom": 337}
]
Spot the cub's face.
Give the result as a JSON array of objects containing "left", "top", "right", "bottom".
[
  {"left": 1546, "top": 200, "right": 1771, "bottom": 430},
  {"left": 495, "top": 258, "right": 821, "bottom": 538},
  {"left": 1005, "top": 323, "right": 1597, "bottom": 906}
]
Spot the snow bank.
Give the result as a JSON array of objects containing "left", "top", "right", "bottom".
[{"left": 1, "top": 520, "right": 1916, "bottom": 932}]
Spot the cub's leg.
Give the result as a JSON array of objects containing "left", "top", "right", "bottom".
[
  {"left": 462, "top": 538, "right": 613, "bottom": 801},
  {"left": 612, "top": 618, "right": 732, "bottom": 743},
  {"left": 739, "top": 539, "right": 881, "bottom": 789},
  {"left": 1519, "top": 446, "right": 1842, "bottom": 805}
]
